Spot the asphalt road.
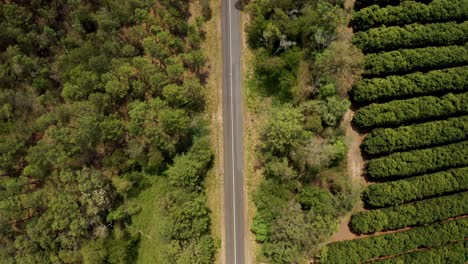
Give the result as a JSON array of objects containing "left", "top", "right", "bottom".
[{"left": 221, "top": 0, "right": 245, "bottom": 263}]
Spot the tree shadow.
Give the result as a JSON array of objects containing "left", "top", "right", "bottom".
[{"left": 235, "top": 0, "right": 251, "bottom": 11}]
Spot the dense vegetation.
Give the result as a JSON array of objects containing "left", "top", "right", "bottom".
[
  {"left": 352, "top": 66, "right": 468, "bottom": 103},
  {"left": 352, "top": 0, "right": 468, "bottom": 31},
  {"left": 363, "top": 45, "right": 468, "bottom": 76},
  {"left": 362, "top": 116, "right": 468, "bottom": 155},
  {"left": 324, "top": 0, "right": 468, "bottom": 262},
  {"left": 351, "top": 191, "right": 468, "bottom": 234},
  {"left": 372, "top": 241, "right": 468, "bottom": 264},
  {"left": 366, "top": 140, "right": 468, "bottom": 179},
  {"left": 354, "top": 0, "right": 431, "bottom": 10},
  {"left": 354, "top": 21, "right": 468, "bottom": 53},
  {"left": 245, "top": 0, "right": 363, "bottom": 262},
  {"left": 0, "top": 0, "right": 215, "bottom": 263},
  {"left": 321, "top": 217, "right": 468, "bottom": 264},
  {"left": 363, "top": 167, "right": 468, "bottom": 207},
  {"left": 353, "top": 92, "right": 468, "bottom": 129}
]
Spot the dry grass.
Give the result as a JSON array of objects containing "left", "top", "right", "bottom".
[{"left": 190, "top": 0, "right": 224, "bottom": 263}]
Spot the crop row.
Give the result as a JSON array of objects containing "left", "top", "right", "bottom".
[
  {"left": 362, "top": 116, "right": 468, "bottom": 155},
  {"left": 352, "top": 66, "right": 468, "bottom": 103},
  {"left": 351, "top": 191, "right": 468, "bottom": 234},
  {"left": 354, "top": 21, "right": 468, "bottom": 53},
  {"left": 321, "top": 217, "right": 468, "bottom": 264},
  {"left": 352, "top": 0, "right": 468, "bottom": 31},
  {"left": 372, "top": 241, "right": 468, "bottom": 264},
  {"left": 353, "top": 92, "right": 468, "bottom": 129},
  {"left": 366, "top": 140, "right": 468, "bottom": 180},
  {"left": 364, "top": 45, "right": 468, "bottom": 77},
  {"left": 354, "top": 0, "right": 431, "bottom": 10},
  {"left": 363, "top": 167, "right": 468, "bottom": 208}
]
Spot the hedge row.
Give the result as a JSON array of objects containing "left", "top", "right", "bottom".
[
  {"left": 321, "top": 217, "right": 468, "bottom": 264},
  {"left": 366, "top": 141, "right": 468, "bottom": 179},
  {"left": 354, "top": 21, "right": 468, "bottom": 53},
  {"left": 352, "top": 0, "right": 468, "bottom": 31},
  {"left": 353, "top": 92, "right": 468, "bottom": 129},
  {"left": 364, "top": 45, "right": 468, "bottom": 77},
  {"left": 351, "top": 192, "right": 468, "bottom": 234},
  {"left": 362, "top": 116, "right": 468, "bottom": 155},
  {"left": 363, "top": 167, "right": 468, "bottom": 208},
  {"left": 372, "top": 241, "right": 468, "bottom": 264},
  {"left": 352, "top": 66, "right": 468, "bottom": 103},
  {"left": 354, "top": 0, "right": 431, "bottom": 10}
]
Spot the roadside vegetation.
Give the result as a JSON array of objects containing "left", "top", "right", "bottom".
[
  {"left": 321, "top": 0, "right": 468, "bottom": 262},
  {"left": 0, "top": 0, "right": 217, "bottom": 263},
  {"left": 243, "top": 0, "right": 363, "bottom": 262}
]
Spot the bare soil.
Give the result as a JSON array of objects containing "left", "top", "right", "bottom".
[{"left": 328, "top": 110, "right": 368, "bottom": 242}]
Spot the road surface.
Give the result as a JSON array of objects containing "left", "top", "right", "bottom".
[{"left": 222, "top": 0, "right": 246, "bottom": 263}]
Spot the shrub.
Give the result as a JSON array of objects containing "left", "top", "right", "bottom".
[
  {"left": 352, "top": 66, "right": 468, "bottom": 103},
  {"left": 363, "top": 167, "right": 468, "bottom": 207},
  {"left": 366, "top": 141, "right": 468, "bottom": 179},
  {"left": 353, "top": 92, "right": 468, "bottom": 129},
  {"left": 351, "top": 191, "right": 468, "bottom": 234},
  {"left": 363, "top": 45, "right": 468, "bottom": 77}
]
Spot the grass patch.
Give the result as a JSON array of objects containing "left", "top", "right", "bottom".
[{"left": 126, "top": 176, "right": 169, "bottom": 264}]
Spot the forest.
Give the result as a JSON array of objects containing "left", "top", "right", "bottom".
[
  {"left": 244, "top": 0, "right": 364, "bottom": 263},
  {"left": 0, "top": 0, "right": 215, "bottom": 263},
  {"left": 321, "top": 0, "right": 468, "bottom": 262}
]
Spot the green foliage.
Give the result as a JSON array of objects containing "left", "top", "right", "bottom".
[
  {"left": 363, "top": 45, "right": 468, "bottom": 77},
  {"left": 366, "top": 141, "right": 468, "bottom": 179},
  {"left": 351, "top": 192, "right": 468, "bottom": 234},
  {"left": 352, "top": 0, "right": 468, "bottom": 31},
  {"left": 354, "top": 0, "right": 431, "bottom": 10},
  {"left": 321, "top": 217, "right": 468, "bottom": 264},
  {"left": 362, "top": 116, "right": 468, "bottom": 155},
  {"left": 353, "top": 92, "right": 468, "bottom": 129},
  {"left": 363, "top": 167, "right": 468, "bottom": 207},
  {"left": 372, "top": 240, "right": 468, "bottom": 264},
  {"left": 352, "top": 66, "right": 468, "bottom": 103},
  {"left": 166, "top": 138, "right": 213, "bottom": 191},
  {"left": 262, "top": 106, "right": 311, "bottom": 158},
  {"left": 0, "top": 0, "right": 215, "bottom": 262},
  {"left": 354, "top": 21, "right": 468, "bottom": 53}
]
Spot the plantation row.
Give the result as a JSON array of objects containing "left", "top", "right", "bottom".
[
  {"left": 363, "top": 167, "right": 468, "bottom": 208},
  {"left": 353, "top": 92, "right": 468, "bottom": 129},
  {"left": 352, "top": 0, "right": 468, "bottom": 31},
  {"left": 372, "top": 241, "right": 468, "bottom": 264},
  {"left": 366, "top": 140, "right": 468, "bottom": 179},
  {"left": 352, "top": 66, "right": 468, "bottom": 103},
  {"left": 321, "top": 217, "right": 468, "bottom": 264},
  {"left": 362, "top": 116, "right": 468, "bottom": 155},
  {"left": 364, "top": 45, "right": 468, "bottom": 77},
  {"left": 351, "top": 191, "right": 468, "bottom": 234},
  {"left": 354, "top": 0, "right": 431, "bottom": 10},
  {"left": 354, "top": 21, "right": 468, "bottom": 53}
]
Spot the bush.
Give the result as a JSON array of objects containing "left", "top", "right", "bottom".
[
  {"left": 351, "top": 191, "right": 468, "bottom": 234},
  {"left": 362, "top": 116, "right": 468, "bottom": 155},
  {"left": 354, "top": 0, "right": 431, "bottom": 10},
  {"left": 353, "top": 92, "right": 468, "bottom": 129},
  {"left": 352, "top": 0, "right": 468, "bottom": 31},
  {"left": 352, "top": 66, "right": 468, "bottom": 103},
  {"left": 354, "top": 21, "right": 468, "bottom": 53},
  {"left": 363, "top": 167, "right": 468, "bottom": 207},
  {"left": 363, "top": 45, "right": 468, "bottom": 77},
  {"left": 366, "top": 141, "right": 468, "bottom": 179},
  {"left": 321, "top": 217, "right": 468, "bottom": 264},
  {"left": 372, "top": 240, "right": 468, "bottom": 264}
]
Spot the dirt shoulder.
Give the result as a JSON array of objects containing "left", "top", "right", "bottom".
[
  {"left": 328, "top": 109, "right": 367, "bottom": 243},
  {"left": 192, "top": 1, "right": 224, "bottom": 263}
]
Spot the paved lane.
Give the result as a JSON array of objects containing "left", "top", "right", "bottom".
[{"left": 221, "top": 0, "right": 245, "bottom": 263}]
